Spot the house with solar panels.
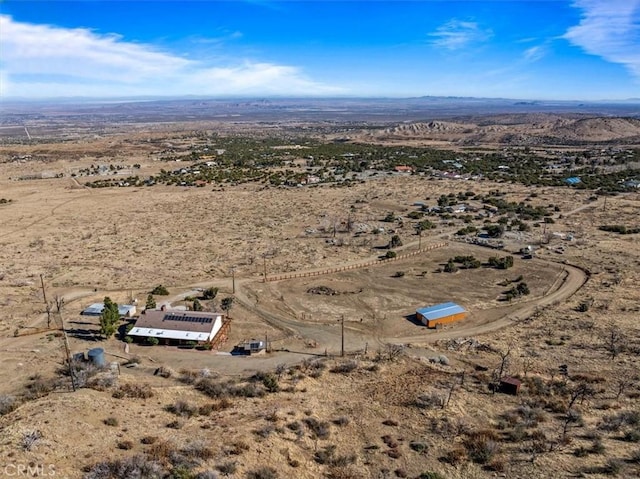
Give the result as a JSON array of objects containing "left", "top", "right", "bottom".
[
  {"left": 128, "top": 309, "right": 225, "bottom": 346},
  {"left": 416, "top": 302, "right": 467, "bottom": 328}
]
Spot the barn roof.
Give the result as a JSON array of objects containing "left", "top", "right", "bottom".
[
  {"left": 500, "top": 377, "right": 522, "bottom": 386},
  {"left": 416, "top": 302, "right": 466, "bottom": 320}
]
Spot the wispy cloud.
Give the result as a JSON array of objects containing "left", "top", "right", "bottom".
[
  {"left": 563, "top": 0, "right": 640, "bottom": 78},
  {"left": 429, "top": 19, "right": 493, "bottom": 50},
  {"left": 0, "top": 15, "right": 341, "bottom": 98},
  {"left": 523, "top": 45, "right": 546, "bottom": 63}
]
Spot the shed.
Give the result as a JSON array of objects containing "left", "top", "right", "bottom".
[
  {"left": 416, "top": 302, "right": 467, "bottom": 328},
  {"left": 82, "top": 303, "right": 137, "bottom": 317},
  {"left": 499, "top": 377, "right": 522, "bottom": 395},
  {"left": 233, "top": 340, "right": 266, "bottom": 356}
]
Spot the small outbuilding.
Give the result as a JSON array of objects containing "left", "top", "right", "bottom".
[
  {"left": 416, "top": 302, "right": 467, "bottom": 328},
  {"left": 499, "top": 377, "right": 522, "bottom": 395},
  {"left": 82, "top": 303, "right": 137, "bottom": 318},
  {"left": 232, "top": 340, "right": 266, "bottom": 356}
]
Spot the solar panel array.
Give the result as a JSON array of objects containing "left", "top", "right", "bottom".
[{"left": 163, "top": 313, "right": 213, "bottom": 324}]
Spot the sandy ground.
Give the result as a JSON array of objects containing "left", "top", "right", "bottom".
[{"left": 0, "top": 124, "right": 639, "bottom": 479}]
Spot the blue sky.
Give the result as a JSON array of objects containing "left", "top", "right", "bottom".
[{"left": 0, "top": 0, "right": 639, "bottom": 100}]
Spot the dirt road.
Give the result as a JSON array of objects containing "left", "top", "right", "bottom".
[{"left": 232, "top": 246, "right": 588, "bottom": 353}]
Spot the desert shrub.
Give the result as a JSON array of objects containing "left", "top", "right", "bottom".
[
  {"left": 387, "top": 448, "right": 402, "bottom": 459},
  {"left": 253, "top": 424, "right": 275, "bottom": 438},
  {"left": 196, "top": 378, "right": 232, "bottom": 398},
  {"left": 113, "top": 383, "right": 153, "bottom": 399},
  {"left": 166, "top": 420, "right": 184, "bottom": 429},
  {"left": 233, "top": 382, "right": 265, "bottom": 398},
  {"left": 463, "top": 430, "right": 500, "bottom": 464},
  {"left": 409, "top": 441, "right": 428, "bottom": 454},
  {"left": 198, "top": 402, "right": 226, "bottom": 416},
  {"left": 22, "top": 430, "right": 42, "bottom": 451},
  {"left": 82, "top": 454, "right": 164, "bottom": 479},
  {"left": 141, "top": 436, "right": 158, "bottom": 445},
  {"left": 485, "top": 457, "right": 506, "bottom": 472},
  {"left": 382, "top": 435, "right": 399, "bottom": 448},
  {"left": 441, "top": 447, "right": 467, "bottom": 465},
  {"left": 0, "top": 395, "right": 18, "bottom": 415},
  {"left": 314, "top": 445, "right": 356, "bottom": 468},
  {"left": 333, "top": 416, "right": 350, "bottom": 426},
  {"left": 591, "top": 438, "right": 606, "bottom": 454},
  {"left": 262, "top": 374, "right": 280, "bottom": 393},
  {"left": 331, "top": 360, "right": 358, "bottom": 374},
  {"left": 303, "top": 417, "right": 331, "bottom": 439},
  {"left": 623, "top": 429, "right": 640, "bottom": 442},
  {"left": 147, "top": 440, "right": 177, "bottom": 461},
  {"left": 181, "top": 440, "right": 214, "bottom": 460},
  {"left": 443, "top": 260, "right": 458, "bottom": 273},
  {"left": 603, "top": 458, "right": 625, "bottom": 475},
  {"left": 116, "top": 440, "right": 133, "bottom": 450},
  {"left": 505, "top": 425, "right": 527, "bottom": 442},
  {"left": 382, "top": 419, "right": 399, "bottom": 426},
  {"left": 228, "top": 440, "right": 249, "bottom": 456},
  {"left": 383, "top": 250, "right": 397, "bottom": 259},
  {"left": 194, "top": 472, "right": 218, "bottom": 479},
  {"left": 630, "top": 449, "right": 640, "bottom": 463},
  {"left": 246, "top": 466, "right": 278, "bottom": 479},
  {"left": 574, "top": 446, "right": 589, "bottom": 457},
  {"left": 24, "top": 376, "right": 57, "bottom": 399},
  {"left": 150, "top": 285, "right": 169, "bottom": 295},
  {"left": 415, "top": 392, "right": 445, "bottom": 409},
  {"left": 417, "top": 473, "right": 445, "bottom": 479},
  {"left": 103, "top": 417, "right": 119, "bottom": 427},
  {"left": 166, "top": 400, "right": 198, "bottom": 418},
  {"left": 216, "top": 462, "right": 237, "bottom": 475},
  {"left": 287, "top": 421, "right": 302, "bottom": 431},
  {"left": 515, "top": 405, "right": 546, "bottom": 427},
  {"left": 599, "top": 410, "right": 640, "bottom": 431}
]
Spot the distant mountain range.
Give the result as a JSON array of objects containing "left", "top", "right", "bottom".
[{"left": 1, "top": 96, "right": 639, "bottom": 125}]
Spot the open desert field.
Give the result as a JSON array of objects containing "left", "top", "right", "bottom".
[{"left": 0, "top": 107, "right": 639, "bottom": 479}]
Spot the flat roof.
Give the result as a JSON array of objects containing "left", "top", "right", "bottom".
[
  {"left": 416, "top": 302, "right": 466, "bottom": 321},
  {"left": 82, "top": 303, "right": 136, "bottom": 316}
]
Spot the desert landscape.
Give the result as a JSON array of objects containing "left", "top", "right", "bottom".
[{"left": 0, "top": 99, "right": 639, "bottom": 479}]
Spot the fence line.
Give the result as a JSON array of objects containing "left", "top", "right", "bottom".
[{"left": 264, "top": 242, "right": 448, "bottom": 282}]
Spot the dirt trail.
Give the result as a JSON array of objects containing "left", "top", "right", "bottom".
[{"left": 232, "top": 248, "right": 588, "bottom": 352}]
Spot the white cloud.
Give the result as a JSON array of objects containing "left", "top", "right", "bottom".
[
  {"left": 0, "top": 15, "right": 341, "bottom": 98},
  {"left": 429, "top": 19, "right": 493, "bottom": 50},
  {"left": 564, "top": 0, "right": 640, "bottom": 78},
  {"left": 523, "top": 45, "right": 545, "bottom": 62}
]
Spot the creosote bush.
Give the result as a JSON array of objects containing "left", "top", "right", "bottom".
[{"left": 330, "top": 360, "right": 358, "bottom": 374}]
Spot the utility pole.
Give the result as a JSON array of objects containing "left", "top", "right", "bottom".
[
  {"left": 40, "top": 274, "right": 51, "bottom": 329},
  {"left": 57, "top": 310, "right": 76, "bottom": 392},
  {"left": 603, "top": 196, "right": 607, "bottom": 212},
  {"left": 340, "top": 315, "right": 345, "bottom": 357},
  {"left": 418, "top": 228, "right": 422, "bottom": 250},
  {"left": 262, "top": 255, "right": 267, "bottom": 282},
  {"left": 230, "top": 266, "right": 236, "bottom": 294}
]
